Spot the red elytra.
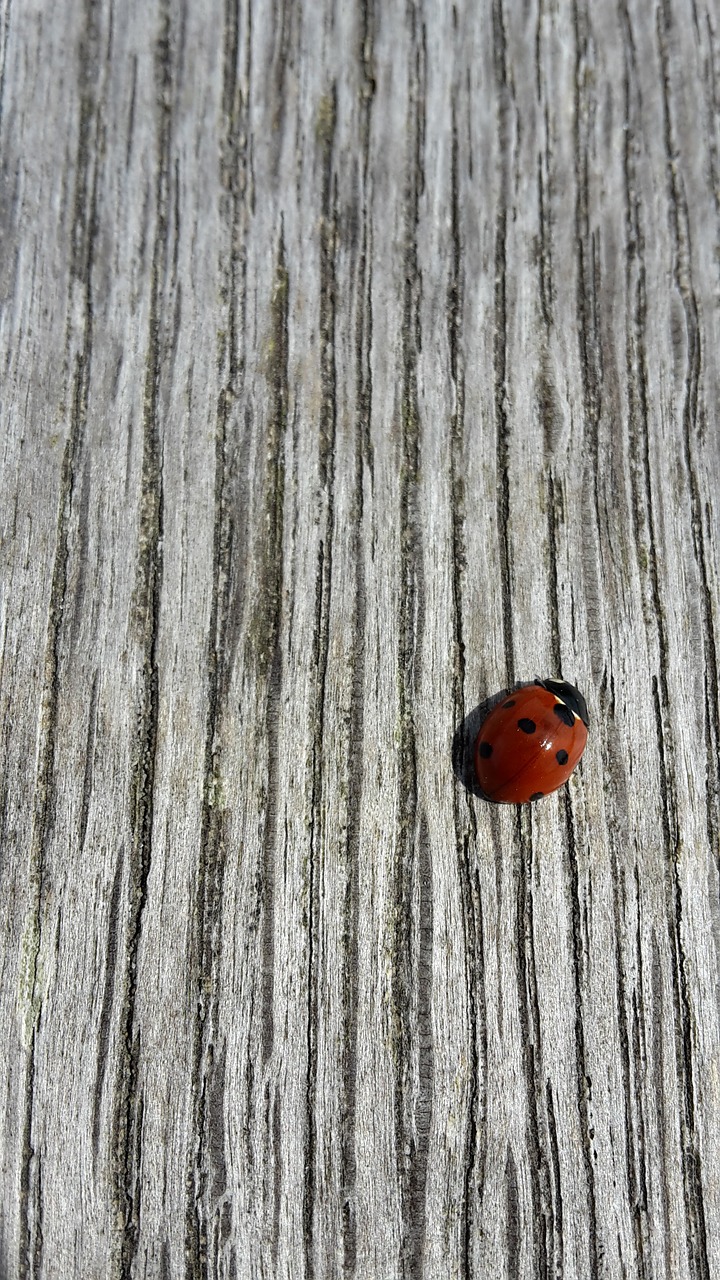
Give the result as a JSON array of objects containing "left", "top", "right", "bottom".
[{"left": 474, "top": 678, "right": 589, "bottom": 804}]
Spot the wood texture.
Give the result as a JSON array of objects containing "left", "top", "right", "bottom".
[{"left": 2, "top": 0, "right": 720, "bottom": 1275}]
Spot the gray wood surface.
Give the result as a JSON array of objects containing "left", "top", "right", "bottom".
[{"left": 2, "top": 0, "right": 720, "bottom": 1275}]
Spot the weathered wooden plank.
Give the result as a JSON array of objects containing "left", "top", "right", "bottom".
[{"left": 1, "top": 0, "right": 720, "bottom": 1276}]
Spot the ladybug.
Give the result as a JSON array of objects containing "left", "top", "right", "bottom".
[{"left": 474, "top": 678, "right": 589, "bottom": 804}]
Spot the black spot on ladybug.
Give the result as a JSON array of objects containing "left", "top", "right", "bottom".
[
  {"left": 556, "top": 749, "right": 569, "bottom": 765},
  {"left": 530, "top": 792, "right": 544, "bottom": 801},
  {"left": 503, "top": 699, "right": 516, "bottom": 708},
  {"left": 553, "top": 702, "right": 574, "bottom": 728},
  {"left": 518, "top": 718, "right": 536, "bottom": 734},
  {"left": 478, "top": 741, "right": 493, "bottom": 759}
]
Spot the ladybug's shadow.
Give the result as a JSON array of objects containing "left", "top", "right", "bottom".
[{"left": 453, "top": 683, "right": 536, "bottom": 801}]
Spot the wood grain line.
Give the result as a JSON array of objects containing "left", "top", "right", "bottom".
[
  {"left": 632, "top": 874, "right": 653, "bottom": 1268},
  {"left": 537, "top": 125, "right": 553, "bottom": 333},
  {"left": 304, "top": 80, "right": 339, "bottom": 1280},
  {"left": 545, "top": 1080, "right": 564, "bottom": 1277},
  {"left": 572, "top": 0, "right": 601, "bottom": 464},
  {"left": 491, "top": 0, "right": 513, "bottom": 687},
  {"left": 546, "top": 476, "right": 562, "bottom": 679},
  {"left": 340, "top": 189, "right": 374, "bottom": 1280},
  {"left": 564, "top": 795, "right": 600, "bottom": 1280},
  {"left": 112, "top": 12, "right": 172, "bottom": 1274},
  {"left": 516, "top": 812, "right": 551, "bottom": 1279},
  {"left": 92, "top": 852, "right": 124, "bottom": 1163},
  {"left": 448, "top": 95, "right": 467, "bottom": 724},
  {"left": 406, "top": 816, "right": 433, "bottom": 1280},
  {"left": 462, "top": 874, "right": 484, "bottom": 1278},
  {"left": 78, "top": 670, "right": 100, "bottom": 853},
  {"left": 19, "top": 1033, "right": 39, "bottom": 1280},
  {"left": 395, "top": 13, "right": 428, "bottom": 1269},
  {"left": 611, "top": 867, "right": 648, "bottom": 1280},
  {"left": 184, "top": 314, "right": 231, "bottom": 1280}
]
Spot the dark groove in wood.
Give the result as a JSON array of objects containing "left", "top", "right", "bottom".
[
  {"left": 537, "top": 128, "right": 553, "bottom": 332},
  {"left": 160, "top": 1238, "right": 171, "bottom": 1280},
  {"left": 304, "top": 538, "right": 326, "bottom": 1280},
  {"left": 78, "top": 669, "right": 99, "bottom": 853},
  {"left": 31, "top": 1141, "right": 43, "bottom": 1280},
  {"left": 563, "top": 792, "right": 600, "bottom": 1280},
  {"left": 545, "top": 1080, "right": 564, "bottom": 1276},
  {"left": 568, "top": 14, "right": 614, "bottom": 1272},
  {"left": 18, "top": 1032, "right": 37, "bottom": 1280},
  {"left": 243, "top": 225, "right": 289, "bottom": 1097},
  {"left": 68, "top": 455, "right": 92, "bottom": 654},
  {"left": 358, "top": 0, "right": 377, "bottom": 176},
  {"left": 546, "top": 474, "right": 562, "bottom": 676},
  {"left": 92, "top": 849, "right": 124, "bottom": 1162},
  {"left": 395, "top": 15, "right": 427, "bottom": 1273},
  {"left": 448, "top": 93, "right": 467, "bottom": 724},
  {"left": 534, "top": 0, "right": 544, "bottom": 105},
  {"left": 271, "top": 1090, "right": 282, "bottom": 1273},
  {"left": 0, "top": 0, "right": 11, "bottom": 137},
  {"left": 463, "top": 872, "right": 485, "bottom": 1280},
  {"left": 607, "top": 42, "right": 648, "bottom": 1239},
  {"left": 619, "top": 0, "right": 653, "bottom": 626},
  {"left": 341, "top": 133, "right": 374, "bottom": 1277},
  {"left": 185, "top": 395, "right": 232, "bottom": 1280},
  {"left": 611, "top": 853, "right": 646, "bottom": 1280},
  {"left": 572, "top": 0, "right": 601, "bottom": 492},
  {"left": 268, "top": 0, "right": 292, "bottom": 183},
  {"left": 447, "top": 95, "right": 478, "bottom": 1280},
  {"left": 303, "top": 80, "right": 339, "bottom": 1279},
  {"left": 341, "top": 77, "right": 375, "bottom": 1280},
  {"left": 341, "top": 557, "right": 364, "bottom": 1277},
  {"left": 492, "top": 0, "right": 514, "bottom": 685},
  {"left": 631, "top": 869, "right": 653, "bottom": 1270},
  {"left": 70, "top": 0, "right": 102, "bottom": 287},
  {"left": 356, "top": 0, "right": 375, "bottom": 485},
  {"left": 505, "top": 1149, "right": 520, "bottom": 1280},
  {"left": 112, "top": 11, "right": 170, "bottom": 1276},
  {"left": 650, "top": 931, "right": 676, "bottom": 1267},
  {"left": 406, "top": 816, "right": 433, "bottom": 1280},
  {"left": 542, "top": 489, "right": 566, "bottom": 1280},
  {"left": 515, "top": 811, "right": 549, "bottom": 1280},
  {"left": 259, "top": 639, "right": 282, "bottom": 1068},
  {"left": 125, "top": 55, "right": 137, "bottom": 172}
]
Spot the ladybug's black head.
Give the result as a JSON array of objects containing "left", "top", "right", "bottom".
[{"left": 535, "top": 677, "right": 589, "bottom": 727}]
